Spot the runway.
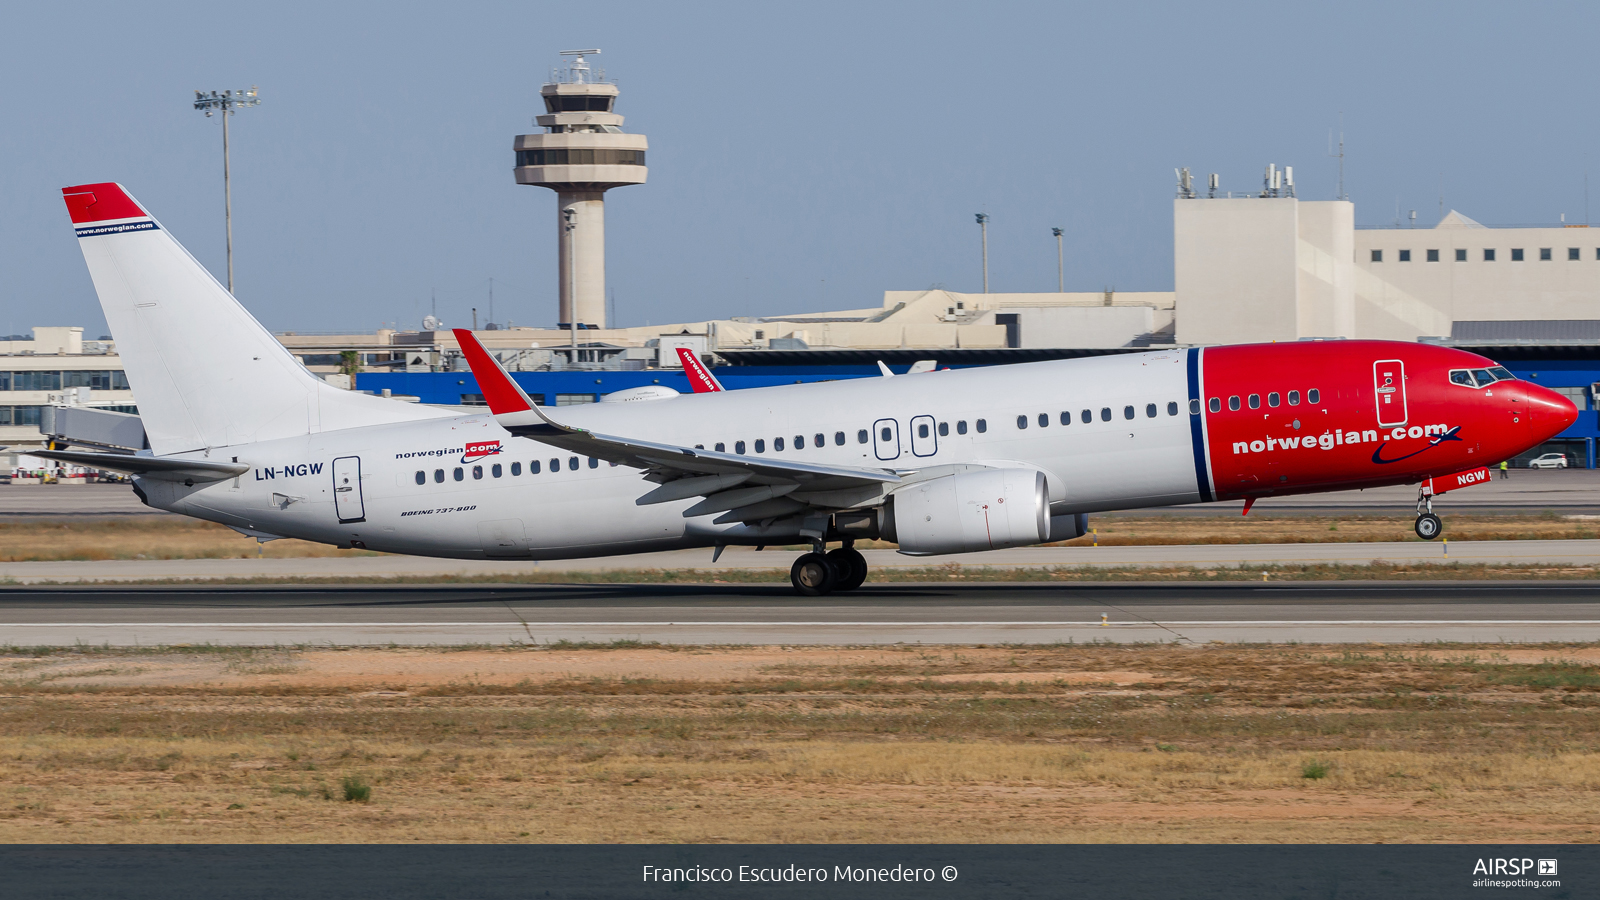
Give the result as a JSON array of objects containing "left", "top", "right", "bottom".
[{"left": 4, "top": 581, "right": 1599, "bottom": 645}]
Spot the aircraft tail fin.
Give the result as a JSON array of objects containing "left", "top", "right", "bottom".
[
  {"left": 62, "top": 182, "right": 444, "bottom": 456},
  {"left": 677, "top": 347, "right": 725, "bottom": 392}
]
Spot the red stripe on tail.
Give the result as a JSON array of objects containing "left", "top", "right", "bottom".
[{"left": 62, "top": 183, "right": 147, "bottom": 224}]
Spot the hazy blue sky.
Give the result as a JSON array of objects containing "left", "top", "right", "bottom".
[{"left": 2, "top": 1, "right": 1596, "bottom": 336}]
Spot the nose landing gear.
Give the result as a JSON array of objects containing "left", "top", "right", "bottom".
[
  {"left": 1414, "top": 486, "right": 1443, "bottom": 540},
  {"left": 788, "top": 541, "right": 870, "bottom": 595}
]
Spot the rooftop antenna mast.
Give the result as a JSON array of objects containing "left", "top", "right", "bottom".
[{"left": 1327, "top": 113, "right": 1347, "bottom": 201}]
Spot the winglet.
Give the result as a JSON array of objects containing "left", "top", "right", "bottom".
[
  {"left": 452, "top": 329, "right": 536, "bottom": 413},
  {"left": 877, "top": 360, "right": 894, "bottom": 377},
  {"left": 676, "top": 347, "right": 725, "bottom": 392}
]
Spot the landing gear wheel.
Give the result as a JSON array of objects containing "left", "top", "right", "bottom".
[
  {"left": 790, "top": 552, "right": 837, "bottom": 596},
  {"left": 1415, "top": 513, "right": 1442, "bottom": 540},
  {"left": 826, "top": 547, "right": 868, "bottom": 592}
]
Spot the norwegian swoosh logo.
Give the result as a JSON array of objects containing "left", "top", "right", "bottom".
[{"left": 1371, "top": 426, "right": 1463, "bottom": 464}]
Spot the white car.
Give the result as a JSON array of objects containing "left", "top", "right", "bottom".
[{"left": 1528, "top": 452, "right": 1568, "bottom": 469}]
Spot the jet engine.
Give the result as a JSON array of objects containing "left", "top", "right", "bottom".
[{"left": 883, "top": 468, "right": 1049, "bottom": 555}]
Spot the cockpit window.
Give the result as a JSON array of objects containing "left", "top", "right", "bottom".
[{"left": 1451, "top": 367, "right": 1515, "bottom": 388}]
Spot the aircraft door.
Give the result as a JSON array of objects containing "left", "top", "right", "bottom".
[
  {"left": 1373, "top": 359, "right": 1408, "bottom": 427},
  {"left": 872, "top": 418, "right": 901, "bottom": 460},
  {"left": 909, "top": 414, "right": 938, "bottom": 457},
  {"left": 332, "top": 456, "right": 366, "bottom": 523}
]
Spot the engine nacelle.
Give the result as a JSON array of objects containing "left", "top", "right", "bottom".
[{"left": 884, "top": 468, "right": 1049, "bottom": 555}]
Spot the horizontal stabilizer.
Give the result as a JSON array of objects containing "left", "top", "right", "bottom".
[{"left": 25, "top": 448, "right": 248, "bottom": 483}]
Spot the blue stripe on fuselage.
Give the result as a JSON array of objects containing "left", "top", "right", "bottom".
[{"left": 1186, "top": 348, "right": 1213, "bottom": 502}]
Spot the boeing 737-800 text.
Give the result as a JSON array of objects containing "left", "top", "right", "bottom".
[{"left": 36, "top": 183, "right": 1579, "bottom": 594}]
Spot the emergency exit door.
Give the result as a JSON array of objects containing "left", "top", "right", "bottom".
[
  {"left": 332, "top": 456, "right": 366, "bottom": 523},
  {"left": 1373, "top": 359, "right": 1408, "bottom": 427}
]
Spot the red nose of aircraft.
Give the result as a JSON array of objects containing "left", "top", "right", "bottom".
[{"left": 1522, "top": 382, "right": 1580, "bottom": 441}]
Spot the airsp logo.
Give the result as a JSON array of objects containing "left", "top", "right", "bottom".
[{"left": 1472, "top": 858, "right": 1554, "bottom": 876}]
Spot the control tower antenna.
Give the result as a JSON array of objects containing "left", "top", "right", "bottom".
[{"left": 514, "top": 49, "right": 648, "bottom": 330}]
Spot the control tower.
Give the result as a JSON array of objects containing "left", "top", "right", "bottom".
[{"left": 513, "top": 50, "right": 647, "bottom": 330}]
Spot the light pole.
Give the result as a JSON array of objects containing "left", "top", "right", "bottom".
[
  {"left": 975, "top": 213, "right": 989, "bottom": 293},
  {"left": 193, "top": 87, "right": 261, "bottom": 294},
  {"left": 1051, "top": 227, "right": 1064, "bottom": 293},
  {"left": 563, "top": 206, "right": 578, "bottom": 361}
]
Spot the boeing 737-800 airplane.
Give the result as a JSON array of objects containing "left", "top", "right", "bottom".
[{"left": 38, "top": 183, "right": 1578, "bottom": 593}]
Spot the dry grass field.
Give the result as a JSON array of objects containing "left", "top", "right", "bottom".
[
  {"left": 0, "top": 514, "right": 1594, "bottom": 564},
  {"left": 1, "top": 642, "right": 1596, "bottom": 843}
]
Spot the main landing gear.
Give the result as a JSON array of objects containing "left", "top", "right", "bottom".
[
  {"left": 790, "top": 540, "right": 869, "bottom": 596},
  {"left": 1414, "top": 487, "right": 1443, "bottom": 540}
]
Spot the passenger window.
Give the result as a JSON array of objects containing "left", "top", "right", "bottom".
[
  {"left": 715, "top": 442, "right": 726, "bottom": 452},
  {"left": 1145, "top": 403, "right": 1157, "bottom": 418},
  {"left": 956, "top": 420, "right": 968, "bottom": 434},
  {"left": 938, "top": 422, "right": 949, "bottom": 436},
  {"left": 1288, "top": 390, "right": 1300, "bottom": 406},
  {"left": 492, "top": 463, "right": 502, "bottom": 478},
  {"left": 694, "top": 444, "right": 704, "bottom": 450},
  {"left": 434, "top": 469, "right": 444, "bottom": 483},
  {"left": 529, "top": 460, "right": 540, "bottom": 474},
  {"left": 755, "top": 439, "right": 766, "bottom": 453},
  {"left": 1308, "top": 389, "right": 1321, "bottom": 404},
  {"left": 1081, "top": 409, "right": 1092, "bottom": 424},
  {"left": 880, "top": 427, "right": 892, "bottom": 441},
  {"left": 1123, "top": 405, "right": 1135, "bottom": 420},
  {"left": 1038, "top": 413, "right": 1049, "bottom": 428},
  {"left": 1059, "top": 411, "right": 1070, "bottom": 426},
  {"left": 1017, "top": 415, "right": 1028, "bottom": 430},
  {"left": 453, "top": 467, "right": 464, "bottom": 481},
  {"left": 815, "top": 433, "right": 825, "bottom": 447},
  {"left": 512, "top": 462, "right": 523, "bottom": 476},
  {"left": 774, "top": 437, "right": 785, "bottom": 451},
  {"left": 857, "top": 430, "right": 868, "bottom": 444},
  {"left": 918, "top": 423, "right": 930, "bottom": 438},
  {"left": 795, "top": 435, "right": 805, "bottom": 449},
  {"left": 1267, "top": 392, "right": 1280, "bottom": 407},
  {"left": 567, "top": 457, "right": 579, "bottom": 471},
  {"left": 589, "top": 457, "right": 599, "bottom": 468},
  {"left": 1248, "top": 394, "right": 1260, "bottom": 409},
  {"left": 414, "top": 470, "right": 425, "bottom": 485},
  {"left": 1095, "top": 407, "right": 1107, "bottom": 421},
  {"left": 549, "top": 458, "right": 559, "bottom": 473},
  {"left": 736, "top": 441, "right": 746, "bottom": 454},
  {"left": 1209, "top": 398, "right": 1220, "bottom": 413},
  {"left": 1169, "top": 401, "right": 1180, "bottom": 416},
  {"left": 1449, "top": 370, "right": 1474, "bottom": 387},
  {"left": 835, "top": 431, "right": 846, "bottom": 445},
  {"left": 976, "top": 419, "right": 987, "bottom": 433},
  {"left": 471, "top": 465, "right": 482, "bottom": 480},
  {"left": 1228, "top": 396, "right": 1241, "bottom": 411}
]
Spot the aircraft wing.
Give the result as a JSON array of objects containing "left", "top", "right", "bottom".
[
  {"left": 453, "top": 329, "right": 899, "bottom": 522},
  {"left": 24, "top": 448, "right": 248, "bottom": 483}
]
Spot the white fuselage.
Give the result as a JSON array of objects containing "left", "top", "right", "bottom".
[{"left": 142, "top": 352, "right": 1201, "bottom": 559}]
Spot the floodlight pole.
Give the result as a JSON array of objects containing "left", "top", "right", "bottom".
[
  {"left": 975, "top": 213, "right": 989, "bottom": 293},
  {"left": 1051, "top": 227, "right": 1064, "bottom": 292},
  {"left": 193, "top": 87, "right": 260, "bottom": 294}
]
